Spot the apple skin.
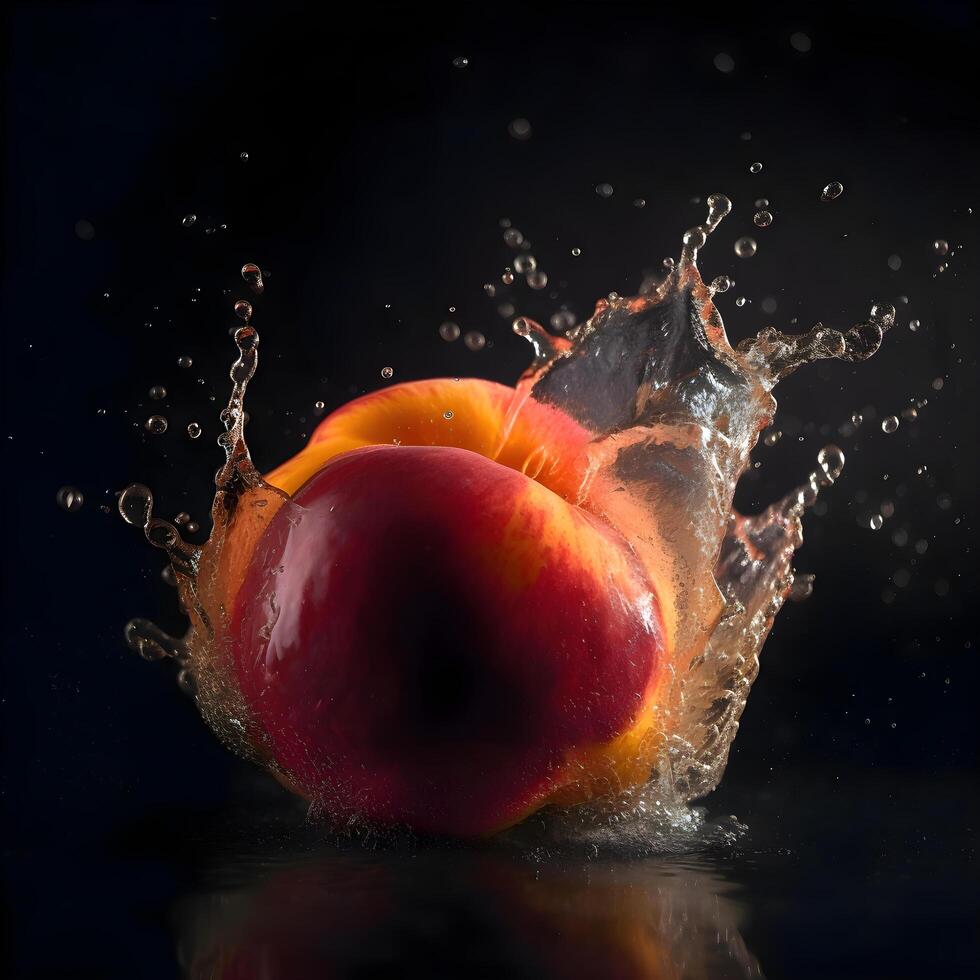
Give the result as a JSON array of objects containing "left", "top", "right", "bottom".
[{"left": 232, "top": 443, "right": 664, "bottom": 836}]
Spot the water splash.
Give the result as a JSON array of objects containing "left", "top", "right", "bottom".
[{"left": 120, "top": 193, "right": 894, "bottom": 841}]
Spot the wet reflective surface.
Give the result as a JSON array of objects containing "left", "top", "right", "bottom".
[{"left": 8, "top": 768, "right": 972, "bottom": 978}]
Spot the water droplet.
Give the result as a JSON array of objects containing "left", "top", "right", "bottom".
[
  {"left": 595, "top": 182, "right": 614, "bottom": 198},
  {"left": 439, "top": 321, "right": 460, "bottom": 342},
  {"left": 526, "top": 269, "right": 548, "bottom": 290},
  {"left": 763, "top": 429, "right": 782, "bottom": 446},
  {"left": 748, "top": 161, "right": 763, "bottom": 174},
  {"left": 56, "top": 486, "right": 84, "bottom": 512},
  {"left": 887, "top": 254, "right": 902, "bottom": 271},
  {"left": 145, "top": 415, "right": 168, "bottom": 435},
  {"left": 550, "top": 309, "right": 577, "bottom": 332},
  {"left": 734, "top": 236, "right": 758, "bottom": 258},
  {"left": 909, "top": 319, "right": 920, "bottom": 332},
  {"left": 452, "top": 56, "right": 469, "bottom": 68},
  {"left": 380, "top": 366, "right": 394, "bottom": 380},
  {"left": 148, "top": 385, "right": 167, "bottom": 400},
  {"left": 234, "top": 300, "right": 253, "bottom": 322},
  {"left": 633, "top": 198, "right": 646, "bottom": 208},
  {"left": 571, "top": 247, "right": 581, "bottom": 256},
  {"left": 513, "top": 254, "right": 537, "bottom": 274},
  {"left": 182, "top": 214, "right": 197, "bottom": 228},
  {"left": 753, "top": 210, "right": 773, "bottom": 228},
  {"left": 870, "top": 514, "right": 884, "bottom": 530},
  {"left": 241, "top": 262, "right": 265, "bottom": 295},
  {"left": 713, "top": 52, "right": 735, "bottom": 73},
  {"left": 239, "top": 151, "right": 249, "bottom": 162},
  {"left": 75, "top": 219, "right": 95, "bottom": 241},
  {"left": 508, "top": 118, "right": 532, "bottom": 140},
  {"left": 933, "top": 239, "right": 949, "bottom": 256},
  {"left": 761, "top": 296, "right": 778, "bottom": 314},
  {"left": 817, "top": 445, "right": 845, "bottom": 484},
  {"left": 851, "top": 413, "right": 863, "bottom": 426},
  {"left": 931, "top": 376, "right": 944, "bottom": 391},
  {"left": 881, "top": 416, "right": 899, "bottom": 434},
  {"left": 443, "top": 409, "right": 454, "bottom": 420},
  {"left": 790, "top": 32, "right": 812, "bottom": 52},
  {"left": 186, "top": 422, "right": 202, "bottom": 439},
  {"left": 177, "top": 355, "right": 193, "bottom": 369},
  {"left": 503, "top": 228, "right": 524, "bottom": 248},
  {"left": 463, "top": 331, "right": 486, "bottom": 351},
  {"left": 735, "top": 296, "right": 747, "bottom": 307},
  {"left": 710, "top": 275, "right": 733, "bottom": 293},
  {"left": 118, "top": 484, "right": 153, "bottom": 527},
  {"left": 820, "top": 181, "right": 844, "bottom": 202},
  {"left": 314, "top": 400, "right": 325, "bottom": 413}
]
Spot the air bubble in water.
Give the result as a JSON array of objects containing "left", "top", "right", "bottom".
[
  {"left": 145, "top": 415, "right": 168, "bottom": 435},
  {"left": 463, "top": 331, "right": 486, "bottom": 351},
  {"left": 881, "top": 416, "right": 899, "bottom": 434},
  {"left": 56, "top": 486, "right": 84, "bottom": 512},
  {"left": 734, "top": 236, "right": 758, "bottom": 258},
  {"left": 933, "top": 239, "right": 949, "bottom": 256},
  {"left": 186, "top": 422, "right": 202, "bottom": 439},
  {"left": 748, "top": 162, "right": 763, "bottom": 174},
  {"left": 821, "top": 181, "right": 844, "bottom": 201},
  {"left": 148, "top": 385, "right": 167, "bottom": 400},
  {"left": 241, "top": 263, "right": 265, "bottom": 295},
  {"left": 380, "top": 366, "right": 394, "bottom": 380},
  {"left": 753, "top": 210, "right": 773, "bottom": 228},
  {"left": 439, "top": 321, "right": 460, "bottom": 342}
]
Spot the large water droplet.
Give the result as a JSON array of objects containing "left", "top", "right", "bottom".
[
  {"left": 821, "top": 181, "right": 844, "bottom": 202},
  {"left": 734, "top": 236, "right": 758, "bottom": 258},
  {"left": 241, "top": 263, "right": 265, "bottom": 295},
  {"left": 439, "top": 321, "right": 460, "bottom": 342},
  {"left": 145, "top": 415, "right": 168, "bottom": 435}
]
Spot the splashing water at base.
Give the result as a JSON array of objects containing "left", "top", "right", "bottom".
[{"left": 120, "top": 194, "right": 894, "bottom": 847}]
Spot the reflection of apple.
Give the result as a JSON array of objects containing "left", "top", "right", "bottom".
[
  {"left": 229, "top": 378, "right": 669, "bottom": 835},
  {"left": 182, "top": 849, "right": 760, "bottom": 980}
]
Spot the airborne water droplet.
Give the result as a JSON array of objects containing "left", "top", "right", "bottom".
[
  {"left": 753, "top": 210, "right": 773, "bottom": 228},
  {"left": 452, "top": 56, "right": 469, "bottom": 68},
  {"left": 56, "top": 486, "right": 84, "bottom": 512},
  {"left": 182, "top": 214, "right": 197, "bottom": 228},
  {"left": 177, "top": 355, "right": 193, "bottom": 369},
  {"left": 817, "top": 444, "right": 846, "bottom": 484},
  {"left": 821, "top": 181, "right": 844, "bottom": 202},
  {"left": 439, "top": 321, "right": 460, "bottom": 342},
  {"left": 186, "top": 422, "right": 202, "bottom": 439},
  {"left": 380, "top": 366, "right": 394, "bottom": 380},
  {"left": 881, "top": 416, "right": 899, "bottom": 433},
  {"left": 234, "top": 300, "right": 253, "bottom": 322},
  {"left": 595, "top": 183, "right": 614, "bottom": 198},
  {"left": 933, "top": 239, "right": 949, "bottom": 256},
  {"left": 463, "top": 331, "right": 486, "bottom": 351},
  {"left": 145, "top": 415, "right": 168, "bottom": 435},
  {"left": 734, "top": 236, "right": 758, "bottom": 258},
  {"left": 241, "top": 262, "right": 265, "bottom": 295},
  {"left": 748, "top": 162, "right": 763, "bottom": 174},
  {"left": 148, "top": 385, "right": 167, "bottom": 400}
]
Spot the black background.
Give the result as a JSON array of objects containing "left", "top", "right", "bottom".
[{"left": 1, "top": 2, "right": 978, "bottom": 977}]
